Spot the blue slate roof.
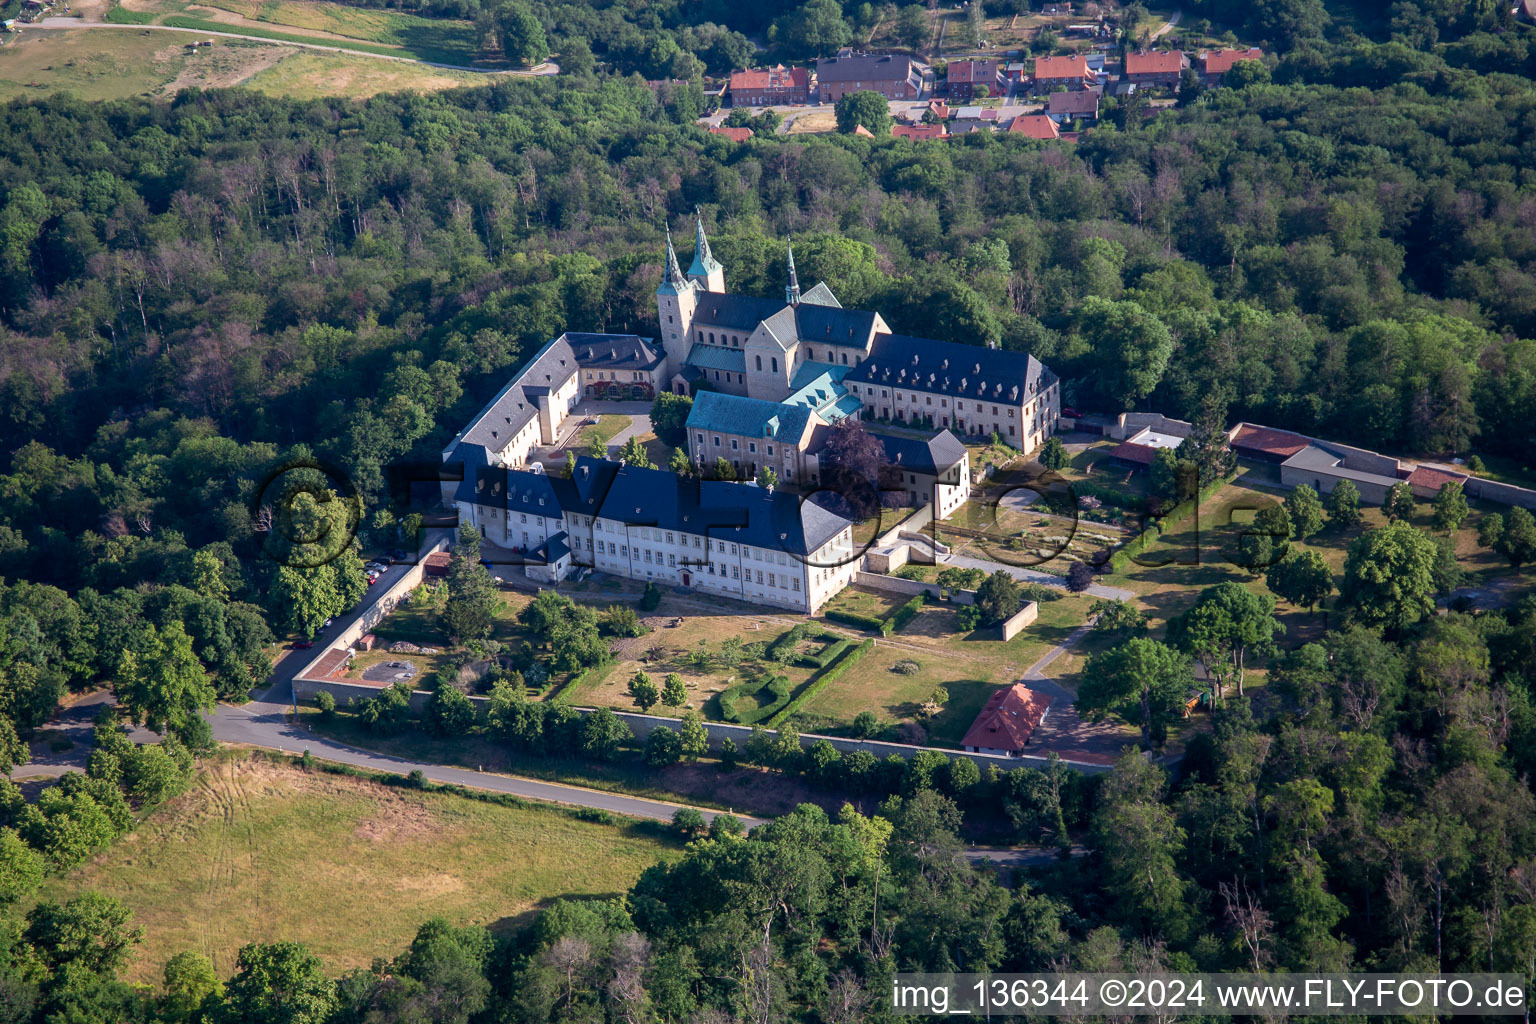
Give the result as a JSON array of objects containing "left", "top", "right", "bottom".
[
  {"left": 848, "top": 333, "right": 1054, "bottom": 402},
  {"left": 684, "top": 344, "right": 746, "bottom": 373},
  {"left": 875, "top": 429, "right": 969, "bottom": 476},
  {"left": 456, "top": 457, "right": 852, "bottom": 557},
  {"left": 687, "top": 389, "right": 815, "bottom": 442}
]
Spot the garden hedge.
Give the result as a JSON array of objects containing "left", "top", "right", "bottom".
[
  {"left": 717, "top": 674, "right": 795, "bottom": 724},
  {"left": 768, "top": 639, "right": 876, "bottom": 728}
]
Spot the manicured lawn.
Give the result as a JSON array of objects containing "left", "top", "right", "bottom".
[
  {"left": 43, "top": 751, "right": 677, "bottom": 985},
  {"left": 571, "top": 414, "right": 633, "bottom": 456}
]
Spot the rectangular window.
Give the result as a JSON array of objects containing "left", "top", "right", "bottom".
[
  {"left": 669, "top": 554, "right": 676, "bottom": 567},
  {"left": 756, "top": 570, "right": 764, "bottom": 584},
  {"left": 767, "top": 445, "right": 774, "bottom": 456},
  {"left": 665, "top": 532, "right": 674, "bottom": 544},
  {"left": 713, "top": 436, "right": 721, "bottom": 446},
  {"left": 732, "top": 566, "right": 740, "bottom": 579},
  {"left": 644, "top": 549, "right": 652, "bottom": 562},
  {"left": 731, "top": 439, "right": 738, "bottom": 450},
  {"left": 748, "top": 442, "right": 757, "bottom": 454},
  {"left": 696, "top": 432, "right": 704, "bottom": 443},
  {"left": 792, "top": 578, "right": 801, "bottom": 591},
  {"left": 768, "top": 573, "right": 776, "bottom": 587}
]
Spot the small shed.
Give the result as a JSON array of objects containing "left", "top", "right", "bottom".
[
  {"left": 423, "top": 551, "right": 451, "bottom": 578},
  {"left": 356, "top": 634, "right": 377, "bottom": 652}
]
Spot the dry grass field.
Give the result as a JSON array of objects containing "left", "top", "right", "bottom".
[{"left": 42, "top": 752, "right": 676, "bottom": 985}]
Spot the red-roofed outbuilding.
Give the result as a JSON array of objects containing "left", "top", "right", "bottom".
[
  {"left": 962, "top": 684, "right": 1054, "bottom": 755},
  {"left": 1007, "top": 114, "right": 1060, "bottom": 140}
]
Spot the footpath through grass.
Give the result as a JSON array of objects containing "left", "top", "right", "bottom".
[
  {"left": 42, "top": 749, "right": 678, "bottom": 984},
  {"left": 160, "top": 15, "right": 418, "bottom": 57}
]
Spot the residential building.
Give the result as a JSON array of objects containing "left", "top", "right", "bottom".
[
  {"left": 1106, "top": 425, "right": 1183, "bottom": 470},
  {"left": 709, "top": 125, "right": 754, "bottom": 142},
  {"left": 876, "top": 430, "right": 971, "bottom": 518},
  {"left": 815, "top": 51, "right": 923, "bottom": 101},
  {"left": 453, "top": 455, "right": 859, "bottom": 612},
  {"left": 1124, "top": 49, "right": 1188, "bottom": 88},
  {"left": 444, "top": 332, "right": 666, "bottom": 471},
  {"left": 961, "top": 684, "right": 1054, "bottom": 756},
  {"left": 1047, "top": 87, "right": 1099, "bottom": 123},
  {"left": 1196, "top": 47, "right": 1262, "bottom": 86},
  {"left": 946, "top": 58, "right": 1002, "bottom": 100},
  {"left": 728, "top": 64, "right": 811, "bottom": 105},
  {"left": 892, "top": 123, "right": 948, "bottom": 140},
  {"left": 843, "top": 335, "right": 1061, "bottom": 452},
  {"left": 1031, "top": 53, "right": 1094, "bottom": 92},
  {"left": 1007, "top": 113, "right": 1060, "bottom": 140}
]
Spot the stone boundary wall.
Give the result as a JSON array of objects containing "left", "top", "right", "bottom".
[
  {"left": 292, "top": 531, "right": 453, "bottom": 686},
  {"left": 853, "top": 570, "right": 977, "bottom": 605},
  {"left": 1466, "top": 476, "right": 1536, "bottom": 511},
  {"left": 1110, "top": 412, "right": 1192, "bottom": 441},
  {"left": 1000, "top": 600, "right": 1040, "bottom": 641},
  {"left": 289, "top": 679, "right": 1113, "bottom": 774}
]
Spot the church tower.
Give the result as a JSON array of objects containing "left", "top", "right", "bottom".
[
  {"left": 785, "top": 237, "right": 801, "bottom": 306},
  {"left": 656, "top": 227, "right": 697, "bottom": 387},
  {"left": 687, "top": 208, "right": 725, "bottom": 293}
]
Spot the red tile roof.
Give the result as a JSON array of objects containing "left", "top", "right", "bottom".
[
  {"left": 728, "top": 65, "right": 808, "bottom": 92},
  {"left": 853, "top": 123, "right": 876, "bottom": 137},
  {"left": 1108, "top": 441, "right": 1159, "bottom": 465},
  {"left": 1033, "top": 54, "right": 1090, "bottom": 80},
  {"left": 1126, "top": 50, "right": 1185, "bottom": 75},
  {"left": 1200, "top": 47, "right": 1263, "bottom": 74},
  {"left": 1007, "top": 113, "right": 1060, "bottom": 139},
  {"left": 928, "top": 100, "right": 951, "bottom": 119},
  {"left": 709, "top": 125, "right": 754, "bottom": 142},
  {"left": 961, "top": 684, "right": 1054, "bottom": 753},
  {"left": 892, "top": 123, "right": 948, "bottom": 140},
  {"left": 1407, "top": 465, "right": 1468, "bottom": 490},
  {"left": 1230, "top": 424, "right": 1309, "bottom": 458},
  {"left": 948, "top": 59, "right": 999, "bottom": 84}
]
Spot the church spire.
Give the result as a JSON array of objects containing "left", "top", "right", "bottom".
[
  {"left": 688, "top": 207, "right": 721, "bottom": 281},
  {"left": 785, "top": 237, "right": 801, "bottom": 306},
  {"left": 659, "top": 225, "right": 687, "bottom": 295}
]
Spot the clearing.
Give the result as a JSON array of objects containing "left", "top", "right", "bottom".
[
  {"left": 0, "top": 28, "right": 482, "bottom": 100},
  {"left": 42, "top": 752, "right": 676, "bottom": 985}
]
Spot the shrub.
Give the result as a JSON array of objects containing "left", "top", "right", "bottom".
[
  {"left": 891, "top": 659, "right": 921, "bottom": 675},
  {"left": 672, "top": 807, "right": 707, "bottom": 839},
  {"left": 313, "top": 690, "right": 336, "bottom": 718},
  {"left": 885, "top": 594, "right": 926, "bottom": 634},
  {"left": 797, "top": 637, "right": 851, "bottom": 669},
  {"left": 766, "top": 623, "right": 812, "bottom": 662},
  {"left": 644, "top": 726, "right": 683, "bottom": 768},
  {"left": 708, "top": 813, "right": 744, "bottom": 838},
  {"left": 852, "top": 710, "right": 880, "bottom": 738},
  {"left": 639, "top": 581, "right": 662, "bottom": 611},
  {"left": 824, "top": 609, "right": 886, "bottom": 633},
  {"left": 425, "top": 685, "right": 476, "bottom": 737},
  {"left": 406, "top": 769, "right": 427, "bottom": 789}
]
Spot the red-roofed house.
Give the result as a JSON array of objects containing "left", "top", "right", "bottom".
[
  {"left": 947, "top": 58, "right": 1003, "bottom": 100},
  {"left": 1007, "top": 113, "right": 1060, "bottom": 140},
  {"left": 1197, "top": 47, "right": 1263, "bottom": 86},
  {"left": 1124, "top": 50, "right": 1188, "bottom": 88},
  {"left": 728, "top": 64, "right": 811, "bottom": 106},
  {"left": 1229, "top": 423, "right": 1309, "bottom": 463},
  {"left": 962, "top": 684, "right": 1054, "bottom": 756},
  {"left": 1406, "top": 465, "right": 1469, "bottom": 499},
  {"left": 892, "top": 123, "right": 948, "bottom": 141},
  {"left": 1032, "top": 54, "right": 1093, "bottom": 93},
  {"left": 928, "top": 99, "right": 951, "bottom": 120},
  {"left": 709, "top": 125, "right": 754, "bottom": 143},
  {"left": 1107, "top": 441, "right": 1160, "bottom": 467}
]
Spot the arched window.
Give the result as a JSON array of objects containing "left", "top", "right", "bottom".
[
  {"left": 755, "top": 355, "right": 763, "bottom": 371},
  {"left": 708, "top": 332, "right": 715, "bottom": 344},
  {"left": 771, "top": 357, "right": 778, "bottom": 372}
]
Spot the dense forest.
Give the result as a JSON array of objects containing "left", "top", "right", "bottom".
[{"left": 0, "top": 0, "right": 1535, "bottom": 1018}]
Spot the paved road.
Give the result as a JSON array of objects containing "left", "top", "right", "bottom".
[
  {"left": 28, "top": 20, "right": 560, "bottom": 75},
  {"left": 938, "top": 551, "right": 1134, "bottom": 601},
  {"left": 1150, "top": 7, "right": 1183, "bottom": 40}
]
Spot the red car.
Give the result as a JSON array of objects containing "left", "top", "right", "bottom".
[{"left": 291, "top": 640, "right": 314, "bottom": 650}]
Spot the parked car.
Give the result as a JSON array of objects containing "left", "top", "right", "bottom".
[{"left": 291, "top": 640, "right": 314, "bottom": 650}]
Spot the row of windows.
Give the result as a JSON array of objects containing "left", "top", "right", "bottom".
[{"left": 695, "top": 433, "right": 779, "bottom": 457}]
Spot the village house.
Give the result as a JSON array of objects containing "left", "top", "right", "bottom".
[
  {"left": 815, "top": 51, "right": 924, "bottom": 102},
  {"left": 1124, "top": 49, "right": 1188, "bottom": 88},
  {"left": 1196, "top": 47, "right": 1263, "bottom": 86},
  {"left": 946, "top": 58, "right": 1003, "bottom": 100},
  {"left": 1047, "top": 87, "right": 1100, "bottom": 124},
  {"left": 708, "top": 125, "right": 754, "bottom": 143},
  {"left": 1031, "top": 53, "right": 1094, "bottom": 93},
  {"left": 1007, "top": 113, "right": 1060, "bottom": 140},
  {"left": 728, "top": 64, "right": 811, "bottom": 106},
  {"left": 892, "top": 122, "right": 948, "bottom": 141}
]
